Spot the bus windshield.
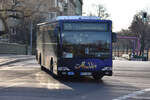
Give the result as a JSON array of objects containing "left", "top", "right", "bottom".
[
  {"left": 61, "top": 23, "right": 111, "bottom": 59},
  {"left": 61, "top": 22, "right": 111, "bottom": 59}
]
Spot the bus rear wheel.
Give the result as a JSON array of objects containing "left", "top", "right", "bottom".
[
  {"left": 39, "top": 55, "right": 44, "bottom": 70},
  {"left": 93, "top": 74, "right": 104, "bottom": 80},
  {"left": 38, "top": 54, "right": 41, "bottom": 64}
]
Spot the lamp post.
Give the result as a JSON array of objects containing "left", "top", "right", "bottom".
[{"left": 29, "top": 20, "right": 33, "bottom": 55}]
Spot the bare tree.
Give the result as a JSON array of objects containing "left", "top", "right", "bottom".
[
  {"left": 0, "top": 14, "right": 8, "bottom": 35},
  {"left": 115, "top": 29, "right": 134, "bottom": 55},
  {"left": 0, "top": 0, "right": 44, "bottom": 43},
  {"left": 96, "top": 4, "right": 109, "bottom": 19},
  {"left": 129, "top": 11, "right": 150, "bottom": 56},
  {"left": 88, "top": 4, "right": 110, "bottom": 19}
]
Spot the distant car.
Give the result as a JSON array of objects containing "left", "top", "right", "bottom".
[{"left": 122, "top": 54, "right": 131, "bottom": 60}]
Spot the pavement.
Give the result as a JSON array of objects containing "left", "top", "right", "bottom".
[{"left": 0, "top": 54, "right": 150, "bottom": 100}]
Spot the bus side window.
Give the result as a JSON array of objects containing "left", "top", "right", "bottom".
[{"left": 48, "top": 24, "right": 57, "bottom": 43}]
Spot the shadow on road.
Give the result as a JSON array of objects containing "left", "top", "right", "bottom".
[
  {"left": 33, "top": 70, "right": 140, "bottom": 100},
  {"left": 0, "top": 74, "right": 139, "bottom": 100},
  {"left": 56, "top": 76, "right": 104, "bottom": 83},
  {"left": 0, "top": 56, "right": 142, "bottom": 100}
]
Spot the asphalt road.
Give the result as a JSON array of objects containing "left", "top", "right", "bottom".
[{"left": 0, "top": 55, "right": 150, "bottom": 100}]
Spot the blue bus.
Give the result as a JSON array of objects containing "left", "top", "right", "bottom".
[{"left": 36, "top": 16, "right": 116, "bottom": 80}]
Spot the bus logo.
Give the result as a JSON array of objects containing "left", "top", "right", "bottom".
[{"left": 75, "top": 61, "right": 97, "bottom": 69}]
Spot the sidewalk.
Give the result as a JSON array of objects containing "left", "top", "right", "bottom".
[
  {"left": 0, "top": 54, "right": 35, "bottom": 66},
  {"left": 114, "top": 57, "right": 128, "bottom": 60}
]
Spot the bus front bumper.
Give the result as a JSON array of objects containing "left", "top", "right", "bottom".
[{"left": 57, "top": 70, "right": 112, "bottom": 76}]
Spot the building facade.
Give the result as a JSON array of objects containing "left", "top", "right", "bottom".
[
  {"left": 63, "top": 0, "right": 82, "bottom": 16},
  {"left": 75, "top": 0, "right": 83, "bottom": 15},
  {"left": 0, "top": 0, "right": 83, "bottom": 42},
  {"left": 0, "top": 0, "right": 83, "bottom": 23}
]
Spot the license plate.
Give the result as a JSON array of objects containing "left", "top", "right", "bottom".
[
  {"left": 80, "top": 72, "right": 92, "bottom": 76},
  {"left": 68, "top": 72, "right": 74, "bottom": 75}
]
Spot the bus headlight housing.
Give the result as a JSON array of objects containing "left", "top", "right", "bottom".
[
  {"left": 58, "top": 67, "right": 70, "bottom": 71},
  {"left": 101, "top": 67, "right": 112, "bottom": 71}
]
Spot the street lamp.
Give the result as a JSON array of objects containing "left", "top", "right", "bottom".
[
  {"left": 143, "top": 12, "right": 147, "bottom": 22},
  {"left": 143, "top": 12, "right": 147, "bottom": 18},
  {"left": 30, "top": 20, "right": 33, "bottom": 55},
  {"left": 142, "top": 12, "right": 149, "bottom": 60}
]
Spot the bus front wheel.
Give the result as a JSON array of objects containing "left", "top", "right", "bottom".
[
  {"left": 50, "top": 58, "right": 54, "bottom": 73},
  {"left": 93, "top": 74, "right": 104, "bottom": 80}
]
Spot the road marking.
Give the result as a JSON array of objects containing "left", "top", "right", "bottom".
[
  {"left": 132, "top": 96, "right": 150, "bottom": 99},
  {"left": 0, "top": 83, "right": 25, "bottom": 90},
  {"left": 113, "top": 88, "right": 150, "bottom": 100}
]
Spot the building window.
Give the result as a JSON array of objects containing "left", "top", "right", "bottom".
[
  {"left": 53, "top": 0, "right": 58, "bottom": 7},
  {"left": 12, "top": 0, "right": 16, "bottom": 4},
  {"left": 46, "top": 12, "right": 57, "bottom": 21},
  {"left": 64, "top": 0, "right": 68, "bottom": 3}
]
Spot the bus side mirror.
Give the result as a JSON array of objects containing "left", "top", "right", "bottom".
[{"left": 112, "top": 32, "right": 117, "bottom": 42}]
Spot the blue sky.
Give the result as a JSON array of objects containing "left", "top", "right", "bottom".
[{"left": 83, "top": 0, "right": 150, "bottom": 32}]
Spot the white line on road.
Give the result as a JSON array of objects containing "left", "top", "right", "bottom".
[
  {"left": 132, "top": 96, "right": 150, "bottom": 99},
  {"left": 113, "top": 88, "right": 150, "bottom": 100}
]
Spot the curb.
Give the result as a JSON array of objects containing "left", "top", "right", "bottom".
[
  {"left": 0, "top": 59, "right": 19, "bottom": 66},
  {"left": 0, "top": 57, "right": 35, "bottom": 67}
]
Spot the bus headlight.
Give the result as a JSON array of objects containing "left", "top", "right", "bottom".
[
  {"left": 102, "top": 67, "right": 112, "bottom": 71},
  {"left": 58, "top": 67, "right": 70, "bottom": 71},
  {"left": 63, "top": 52, "right": 73, "bottom": 58}
]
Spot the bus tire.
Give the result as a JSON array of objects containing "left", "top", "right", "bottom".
[
  {"left": 93, "top": 74, "right": 104, "bottom": 80},
  {"left": 38, "top": 54, "right": 41, "bottom": 64},
  {"left": 50, "top": 58, "right": 54, "bottom": 73},
  {"left": 39, "top": 55, "right": 44, "bottom": 70},
  {"left": 41, "top": 66, "right": 44, "bottom": 70}
]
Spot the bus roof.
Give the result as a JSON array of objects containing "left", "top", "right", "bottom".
[
  {"left": 56, "top": 16, "right": 101, "bottom": 20},
  {"left": 37, "top": 16, "right": 111, "bottom": 26}
]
